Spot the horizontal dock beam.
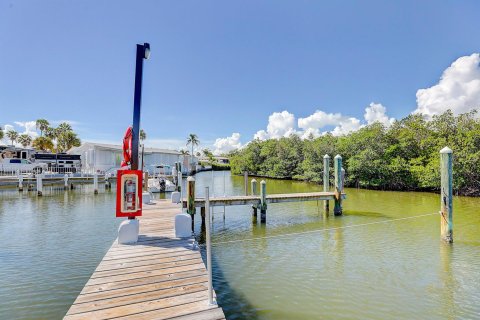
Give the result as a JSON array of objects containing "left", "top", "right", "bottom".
[{"left": 183, "top": 192, "right": 347, "bottom": 208}]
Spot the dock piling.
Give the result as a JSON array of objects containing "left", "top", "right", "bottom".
[
  {"left": 440, "top": 147, "right": 453, "bottom": 243},
  {"left": 205, "top": 187, "right": 216, "bottom": 305},
  {"left": 18, "top": 172, "right": 23, "bottom": 192},
  {"left": 251, "top": 179, "right": 258, "bottom": 222},
  {"left": 36, "top": 174, "right": 43, "bottom": 196},
  {"left": 187, "top": 176, "right": 196, "bottom": 231},
  {"left": 260, "top": 180, "right": 267, "bottom": 223},
  {"left": 244, "top": 171, "right": 248, "bottom": 196},
  {"left": 334, "top": 155, "right": 343, "bottom": 215},
  {"left": 93, "top": 173, "right": 98, "bottom": 194},
  {"left": 64, "top": 174, "right": 68, "bottom": 190},
  {"left": 323, "top": 154, "right": 330, "bottom": 214}
]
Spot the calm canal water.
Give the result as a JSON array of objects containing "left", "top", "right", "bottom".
[{"left": 0, "top": 172, "right": 479, "bottom": 319}]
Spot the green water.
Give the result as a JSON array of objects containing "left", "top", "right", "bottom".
[
  {"left": 0, "top": 173, "right": 479, "bottom": 319},
  {"left": 193, "top": 172, "right": 480, "bottom": 320}
]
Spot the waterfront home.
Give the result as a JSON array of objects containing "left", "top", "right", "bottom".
[{"left": 67, "top": 142, "right": 197, "bottom": 174}]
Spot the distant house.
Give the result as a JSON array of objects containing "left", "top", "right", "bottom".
[
  {"left": 198, "top": 156, "right": 230, "bottom": 164},
  {"left": 68, "top": 142, "right": 197, "bottom": 174}
]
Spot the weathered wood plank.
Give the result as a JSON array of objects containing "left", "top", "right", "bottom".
[
  {"left": 182, "top": 191, "right": 347, "bottom": 207},
  {"left": 64, "top": 200, "right": 225, "bottom": 320}
]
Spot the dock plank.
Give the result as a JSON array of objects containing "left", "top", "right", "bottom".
[{"left": 64, "top": 200, "right": 224, "bottom": 320}]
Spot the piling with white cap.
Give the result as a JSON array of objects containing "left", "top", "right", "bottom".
[{"left": 323, "top": 154, "right": 330, "bottom": 214}]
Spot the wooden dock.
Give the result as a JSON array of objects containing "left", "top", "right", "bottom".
[
  {"left": 64, "top": 200, "right": 225, "bottom": 320},
  {"left": 183, "top": 191, "right": 346, "bottom": 207}
]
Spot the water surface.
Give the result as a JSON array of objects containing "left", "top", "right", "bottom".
[{"left": 0, "top": 173, "right": 479, "bottom": 319}]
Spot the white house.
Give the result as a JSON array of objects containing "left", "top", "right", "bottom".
[{"left": 68, "top": 142, "right": 197, "bottom": 174}]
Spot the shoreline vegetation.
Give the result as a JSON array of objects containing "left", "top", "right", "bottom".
[{"left": 229, "top": 110, "right": 480, "bottom": 197}]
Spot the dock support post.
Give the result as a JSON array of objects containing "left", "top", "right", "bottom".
[
  {"left": 334, "top": 155, "right": 343, "bottom": 216},
  {"left": 205, "top": 186, "right": 216, "bottom": 305},
  {"left": 144, "top": 171, "right": 148, "bottom": 191},
  {"left": 18, "top": 172, "right": 23, "bottom": 192},
  {"left": 251, "top": 178, "right": 258, "bottom": 222},
  {"left": 244, "top": 171, "right": 248, "bottom": 196},
  {"left": 260, "top": 180, "right": 267, "bottom": 223},
  {"left": 323, "top": 154, "right": 330, "bottom": 214},
  {"left": 93, "top": 173, "right": 98, "bottom": 194},
  {"left": 440, "top": 147, "right": 453, "bottom": 243},
  {"left": 36, "top": 174, "right": 43, "bottom": 196},
  {"left": 64, "top": 174, "right": 68, "bottom": 190},
  {"left": 187, "top": 176, "right": 196, "bottom": 232}
]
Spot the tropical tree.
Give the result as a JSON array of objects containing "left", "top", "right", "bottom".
[
  {"left": 55, "top": 122, "right": 72, "bottom": 137},
  {"left": 179, "top": 149, "right": 190, "bottom": 155},
  {"left": 32, "top": 136, "right": 54, "bottom": 152},
  {"left": 57, "top": 131, "right": 81, "bottom": 152},
  {"left": 140, "top": 129, "right": 146, "bottom": 141},
  {"left": 6, "top": 130, "right": 18, "bottom": 146},
  {"left": 44, "top": 127, "right": 56, "bottom": 140},
  {"left": 35, "top": 119, "right": 50, "bottom": 136},
  {"left": 17, "top": 134, "right": 32, "bottom": 148},
  {"left": 186, "top": 133, "right": 200, "bottom": 171},
  {"left": 0, "top": 127, "right": 4, "bottom": 141}
]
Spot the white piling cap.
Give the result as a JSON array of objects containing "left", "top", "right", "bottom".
[
  {"left": 324, "top": 154, "right": 330, "bottom": 159},
  {"left": 260, "top": 180, "right": 266, "bottom": 184},
  {"left": 251, "top": 178, "right": 257, "bottom": 182},
  {"left": 187, "top": 176, "right": 195, "bottom": 181},
  {"left": 440, "top": 147, "right": 452, "bottom": 154},
  {"left": 334, "top": 154, "right": 342, "bottom": 159}
]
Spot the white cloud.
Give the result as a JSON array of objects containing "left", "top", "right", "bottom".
[
  {"left": 213, "top": 133, "right": 242, "bottom": 155},
  {"left": 364, "top": 103, "right": 395, "bottom": 126},
  {"left": 254, "top": 111, "right": 297, "bottom": 140},
  {"left": 298, "top": 110, "right": 345, "bottom": 131},
  {"left": 14, "top": 121, "right": 38, "bottom": 137},
  {"left": 415, "top": 53, "right": 480, "bottom": 117},
  {"left": 4, "top": 124, "right": 14, "bottom": 132},
  {"left": 331, "top": 117, "right": 363, "bottom": 136}
]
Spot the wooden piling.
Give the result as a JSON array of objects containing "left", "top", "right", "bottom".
[
  {"left": 18, "top": 174, "right": 23, "bottom": 192},
  {"left": 64, "top": 174, "right": 69, "bottom": 190},
  {"left": 244, "top": 171, "right": 248, "bottom": 196},
  {"left": 93, "top": 173, "right": 98, "bottom": 194},
  {"left": 334, "top": 155, "right": 343, "bottom": 216},
  {"left": 260, "top": 180, "right": 267, "bottom": 223},
  {"left": 250, "top": 178, "right": 258, "bottom": 222},
  {"left": 187, "top": 176, "right": 196, "bottom": 231},
  {"left": 143, "top": 171, "right": 148, "bottom": 191},
  {"left": 36, "top": 174, "right": 43, "bottom": 196},
  {"left": 440, "top": 147, "right": 453, "bottom": 243},
  {"left": 251, "top": 179, "right": 257, "bottom": 195},
  {"left": 323, "top": 154, "right": 330, "bottom": 214}
]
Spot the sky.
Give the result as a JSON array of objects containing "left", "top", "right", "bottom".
[{"left": 1, "top": 1, "right": 480, "bottom": 154}]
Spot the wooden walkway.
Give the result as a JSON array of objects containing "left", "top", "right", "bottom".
[
  {"left": 64, "top": 200, "right": 225, "bottom": 320},
  {"left": 183, "top": 191, "right": 347, "bottom": 207}
]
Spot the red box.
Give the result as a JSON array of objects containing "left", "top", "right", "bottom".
[{"left": 116, "top": 170, "right": 143, "bottom": 218}]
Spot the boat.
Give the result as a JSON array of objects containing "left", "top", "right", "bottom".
[{"left": 147, "top": 164, "right": 176, "bottom": 193}]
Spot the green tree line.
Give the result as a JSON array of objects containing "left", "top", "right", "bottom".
[{"left": 230, "top": 110, "right": 480, "bottom": 196}]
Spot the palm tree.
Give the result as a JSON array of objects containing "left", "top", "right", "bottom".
[
  {"left": 55, "top": 122, "right": 72, "bottom": 137},
  {"left": 140, "top": 129, "right": 146, "bottom": 141},
  {"left": 18, "top": 134, "right": 33, "bottom": 148},
  {"left": 0, "top": 127, "right": 4, "bottom": 141},
  {"left": 57, "top": 131, "right": 81, "bottom": 152},
  {"left": 186, "top": 134, "right": 200, "bottom": 172},
  {"left": 179, "top": 149, "right": 190, "bottom": 155},
  {"left": 36, "top": 119, "right": 50, "bottom": 136},
  {"left": 32, "top": 137, "right": 54, "bottom": 152},
  {"left": 6, "top": 130, "right": 18, "bottom": 146},
  {"left": 44, "top": 127, "right": 56, "bottom": 140}
]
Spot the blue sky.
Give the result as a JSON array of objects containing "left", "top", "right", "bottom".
[{"left": 1, "top": 1, "right": 480, "bottom": 153}]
